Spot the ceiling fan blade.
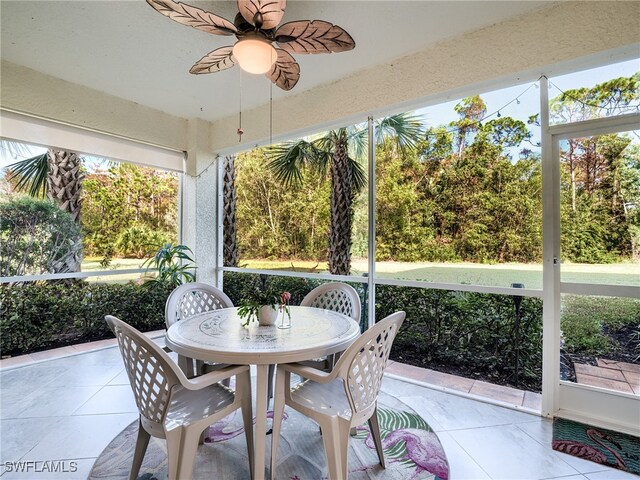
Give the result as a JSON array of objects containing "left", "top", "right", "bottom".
[
  {"left": 275, "top": 20, "right": 355, "bottom": 54},
  {"left": 190, "top": 46, "right": 236, "bottom": 74},
  {"left": 237, "top": 0, "right": 286, "bottom": 30},
  {"left": 147, "top": 0, "right": 236, "bottom": 36},
  {"left": 266, "top": 49, "right": 300, "bottom": 91}
]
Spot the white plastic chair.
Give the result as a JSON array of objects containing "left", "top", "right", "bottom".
[
  {"left": 266, "top": 282, "right": 362, "bottom": 400},
  {"left": 270, "top": 311, "right": 405, "bottom": 480},
  {"left": 105, "top": 315, "right": 254, "bottom": 480},
  {"left": 301, "top": 282, "right": 361, "bottom": 322},
  {"left": 298, "top": 282, "right": 361, "bottom": 372},
  {"left": 165, "top": 282, "right": 234, "bottom": 378}
]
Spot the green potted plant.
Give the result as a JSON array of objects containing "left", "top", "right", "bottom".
[{"left": 238, "top": 276, "right": 291, "bottom": 327}]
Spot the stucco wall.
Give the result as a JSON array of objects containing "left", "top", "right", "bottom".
[
  {"left": 0, "top": 61, "right": 187, "bottom": 152},
  {"left": 1, "top": 2, "right": 638, "bottom": 155}
]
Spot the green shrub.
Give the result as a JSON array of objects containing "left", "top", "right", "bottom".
[
  {"left": 561, "top": 295, "right": 640, "bottom": 354},
  {"left": 0, "top": 197, "right": 82, "bottom": 276},
  {"left": 0, "top": 281, "right": 170, "bottom": 356},
  {"left": 223, "top": 272, "right": 543, "bottom": 390},
  {"left": 376, "top": 285, "right": 543, "bottom": 390},
  {"left": 115, "top": 224, "right": 171, "bottom": 259}
]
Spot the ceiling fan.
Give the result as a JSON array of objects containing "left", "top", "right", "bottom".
[{"left": 147, "top": 0, "right": 356, "bottom": 91}]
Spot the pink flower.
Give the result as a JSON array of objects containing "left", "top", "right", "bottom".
[{"left": 281, "top": 291, "right": 291, "bottom": 304}]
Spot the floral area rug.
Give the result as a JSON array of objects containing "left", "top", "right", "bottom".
[{"left": 89, "top": 393, "right": 449, "bottom": 480}]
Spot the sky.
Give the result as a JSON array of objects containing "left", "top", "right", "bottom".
[
  {"left": 417, "top": 58, "right": 640, "bottom": 158},
  {"left": 1, "top": 58, "right": 639, "bottom": 170}
]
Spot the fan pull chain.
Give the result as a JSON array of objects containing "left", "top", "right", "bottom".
[
  {"left": 269, "top": 77, "right": 273, "bottom": 146},
  {"left": 237, "top": 69, "right": 244, "bottom": 142}
]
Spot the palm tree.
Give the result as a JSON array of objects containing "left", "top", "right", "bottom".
[
  {"left": 267, "top": 113, "right": 423, "bottom": 275},
  {"left": 5, "top": 147, "right": 85, "bottom": 271},
  {"left": 222, "top": 154, "right": 239, "bottom": 267},
  {"left": 7, "top": 149, "right": 84, "bottom": 222}
]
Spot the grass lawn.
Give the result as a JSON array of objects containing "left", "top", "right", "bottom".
[
  {"left": 80, "top": 256, "right": 638, "bottom": 289},
  {"left": 81, "top": 257, "right": 147, "bottom": 283},
  {"left": 82, "top": 257, "right": 146, "bottom": 272},
  {"left": 238, "top": 259, "right": 639, "bottom": 289}
]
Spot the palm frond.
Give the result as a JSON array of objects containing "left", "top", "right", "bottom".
[
  {"left": 312, "top": 133, "right": 336, "bottom": 154},
  {"left": 6, "top": 153, "right": 50, "bottom": 198},
  {"left": 376, "top": 112, "right": 424, "bottom": 151},
  {"left": 347, "top": 126, "right": 369, "bottom": 160},
  {"left": 267, "top": 140, "right": 327, "bottom": 186},
  {"left": 309, "top": 138, "right": 332, "bottom": 174},
  {"left": 348, "top": 156, "right": 367, "bottom": 191}
]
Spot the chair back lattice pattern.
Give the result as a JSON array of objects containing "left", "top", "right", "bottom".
[
  {"left": 166, "top": 283, "right": 234, "bottom": 327},
  {"left": 106, "top": 315, "right": 180, "bottom": 425},
  {"left": 301, "top": 282, "right": 361, "bottom": 322},
  {"left": 343, "top": 312, "right": 405, "bottom": 414}
]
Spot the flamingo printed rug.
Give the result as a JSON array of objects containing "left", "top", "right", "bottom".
[
  {"left": 552, "top": 417, "right": 639, "bottom": 475},
  {"left": 89, "top": 393, "right": 449, "bottom": 480}
]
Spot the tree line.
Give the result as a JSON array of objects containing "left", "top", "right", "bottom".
[
  {"left": 232, "top": 75, "right": 639, "bottom": 267},
  {"left": 2, "top": 73, "right": 638, "bottom": 276}
]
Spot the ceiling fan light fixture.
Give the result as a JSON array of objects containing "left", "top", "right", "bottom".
[
  {"left": 147, "top": 0, "right": 355, "bottom": 90},
  {"left": 232, "top": 36, "right": 277, "bottom": 74}
]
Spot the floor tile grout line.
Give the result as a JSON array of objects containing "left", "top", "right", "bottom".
[
  {"left": 439, "top": 421, "right": 542, "bottom": 434},
  {"left": 538, "top": 474, "right": 589, "bottom": 480},
  {"left": 515, "top": 423, "right": 587, "bottom": 478},
  {"left": 439, "top": 429, "right": 495, "bottom": 480}
]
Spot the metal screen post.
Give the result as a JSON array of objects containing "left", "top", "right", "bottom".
[{"left": 367, "top": 116, "right": 376, "bottom": 329}]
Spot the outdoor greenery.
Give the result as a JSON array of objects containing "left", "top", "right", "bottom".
[
  {"left": 234, "top": 149, "right": 331, "bottom": 261},
  {"left": 0, "top": 281, "right": 169, "bottom": 356},
  {"left": 377, "top": 284, "right": 544, "bottom": 390},
  {"left": 266, "top": 113, "right": 422, "bottom": 274},
  {"left": 233, "top": 75, "right": 639, "bottom": 267},
  {"left": 561, "top": 295, "right": 640, "bottom": 355},
  {"left": 0, "top": 197, "right": 82, "bottom": 276},
  {"left": 82, "top": 163, "right": 178, "bottom": 258},
  {"left": 142, "top": 243, "right": 196, "bottom": 288}
]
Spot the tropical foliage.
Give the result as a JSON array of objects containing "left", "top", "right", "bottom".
[
  {"left": 142, "top": 243, "right": 196, "bottom": 288},
  {"left": 231, "top": 75, "right": 639, "bottom": 267},
  {"left": 6, "top": 149, "right": 85, "bottom": 271},
  {"left": 7, "top": 149, "right": 84, "bottom": 222},
  {"left": 0, "top": 197, "right": 82, "bottom": 276},
  {"left": 266, "top": 113, "right": 423, "bottom": 274}
]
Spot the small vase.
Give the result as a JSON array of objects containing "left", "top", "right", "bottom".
[
  {"left": 258, "top": 305, "right": 278, "bottom": 326},
  {"left": 278, "top": 306, "right": 291, "bottom": 329}
]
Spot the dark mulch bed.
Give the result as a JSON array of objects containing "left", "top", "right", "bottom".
[
  {"left": 392, "top": 343, "right": 541, "bottom": 393},
  {"left": 393, "top": 323, "right": 639, "bottom": 394}
]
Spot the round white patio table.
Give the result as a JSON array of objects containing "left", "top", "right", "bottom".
[{"left": 165, "top": 305, "right": 360, "bottom": 480}]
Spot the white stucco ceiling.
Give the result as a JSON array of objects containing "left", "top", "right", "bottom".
[{"left": 1, "top": 1, "right": 548, "bottom": 124}]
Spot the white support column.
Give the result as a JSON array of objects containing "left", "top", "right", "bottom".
[
  {"left": 540, "top": 75, "right": 560, "bottom": 418},
  {"left": 181, "top": 119, "right": 220, "bottom": 286},
  {"left": 215, "top": 154, "right": 224, "bottom": 288}
]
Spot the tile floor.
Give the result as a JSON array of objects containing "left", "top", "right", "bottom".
[{"left": 1, "top": 343, "right": 638, "bottom": 480}]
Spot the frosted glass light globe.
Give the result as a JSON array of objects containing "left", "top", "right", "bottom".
[{"left": 233, "top": 38, "right": 277, "bottom": 74}]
